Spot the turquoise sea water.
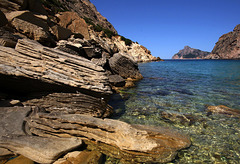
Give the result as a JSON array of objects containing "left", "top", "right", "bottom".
[{"left": 109, "top": 60, "right": 240, "bottom": 163}]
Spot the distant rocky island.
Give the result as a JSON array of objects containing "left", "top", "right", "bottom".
[
  {"left": 173, "top": 24, "right": 240, "bottom": 60},
  {"left": 172, "top": 46, "right": 210, "bottom": 59},
  {"left": 205, "top": 24, "right": 240, "bottom": 59}
]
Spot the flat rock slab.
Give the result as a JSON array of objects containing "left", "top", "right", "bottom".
[
  {"left": 0, "top": 39, "right": 112, "bottom": 95},
  {"left": 26, "top": 112, "right": 191, "bottom": 163},
  {"left": 0, "top": 135, "right": 82, "bottom": 164},
  {"left": 0, "top": 107, "right": 83, "bottom": 164}
]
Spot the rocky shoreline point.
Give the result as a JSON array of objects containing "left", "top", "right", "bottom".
[{"left": 0, "top": 0, "right": 189, "bottom": 163}]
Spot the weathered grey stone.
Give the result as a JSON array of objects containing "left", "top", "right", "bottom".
[
  {"left": 0, "top": 135, "right": 82, "bottom": 164},
  {"left": 0, "top": 39, "right": 112, "bottom": 95},
  {"left": 0, "top": 106, "right": 83, "bottom": 164},
  {"left": 26, "top": 112, "right": 191, "bottom": 163},
  {"left": 0, "top": 106, "right": 32, "bottom": 136},
  {"left": 108, "top": 75, "right": 125, "bottom": 87},
  {"left": 23, "top": 92, "right": 113, "bottom": 118},
  {"left": 109, "top": 53, "right": 143, "bottom": 80}
]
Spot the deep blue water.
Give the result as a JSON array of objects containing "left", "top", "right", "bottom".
[
  {"left": 110, "top": 60, "right": 240, "bottom": 163},
  {"left": 137, "top": 60, "right": 240, "bottom": 111}
]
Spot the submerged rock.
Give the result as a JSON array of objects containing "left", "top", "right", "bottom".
[
  {"left": 206, "top": 105, "right": 240, "bottom": 118},
  {"left": 53, "top": 150, "right": 103, "bottom": 164},
  {"left": 26, "top": 111, "right": 191, "bottom": 163},
  {"left": 161, "top": 111, "right": 198, "bottom": 126},
  {"left": 4, "top": 155, "right": 34, "bottom": 164}
]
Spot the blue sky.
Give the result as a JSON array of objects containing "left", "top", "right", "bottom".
[{"left": 91, "top": 0, "right": 240, "bottom": 59}]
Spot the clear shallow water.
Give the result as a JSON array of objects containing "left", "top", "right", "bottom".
[{"left": 109, "top": 60, "right": 240, "bottom": 163}]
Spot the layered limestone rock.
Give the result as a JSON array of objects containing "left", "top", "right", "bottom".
[
  {"left": 26, "top": 111, "right": 191, "bottom": 163},
  {"left": 205, "top": 24, "right": 240, "bottom": 59},
  {"left": 0, "top": 39, "right": 112, "bottom": 95},
  {"left": 23, "top": 92, "right": 113, "bottom": 118},
  {"left": 172, "top": 46, "right": 210, "bottom": 59},
  {"left": 0, "top": 106, "right": 83, "bottom": 164}
]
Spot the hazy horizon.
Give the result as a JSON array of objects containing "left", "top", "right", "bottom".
[{"left": 91, "top": 0, "right": 240, "bottom": 59}]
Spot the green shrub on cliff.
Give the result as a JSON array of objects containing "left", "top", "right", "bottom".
[
  {"left": 41, "top": 0, "right": 67, "bottom": 12},
  {"left": 84, "top": 17, "right": 116, "bottom": 38},
  {"left": 120, "top": 36, "right": 133, "bottom": 46}
]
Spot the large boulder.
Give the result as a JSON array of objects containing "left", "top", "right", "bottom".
[
  {"left": 0, "top": 39, "right": 112, "bottom": 96},
  {"left": 56, "top": 11, "right": 90, "bottom": 40},
  {"left": 109, "top": 53, "right": 143, "bottom": 80},
  {"left": 6, "top": 11, "right": 54, "bottom": 46}
]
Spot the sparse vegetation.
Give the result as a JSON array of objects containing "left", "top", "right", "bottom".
[
  {"left": 40, "top": 0, "right": 68, "bottom": 12},
  {"left": 120, "top": 36, "right": 133, "bottom": 46},
  {"left": 84, "top": 17, "right": 116, "bottom": 38}
]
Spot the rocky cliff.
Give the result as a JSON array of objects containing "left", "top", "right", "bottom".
[
  {"left": 205, "top": 24, "right": 240, "bottom": 59},
  {"left": 172, "top": 46, "right": 210, "bottom": 59},
  {"left": 0, "top": 1, "right": 191, "bottom": 163},
  {"left": 0, "top": 0, "right": 158, "bottom": 62}
]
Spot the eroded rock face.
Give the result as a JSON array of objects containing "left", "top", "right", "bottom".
[
  {"left": 6, "top": 11, "right": 54, "bottom": 46},
  {"left": 26, "top": 111, "right": 191, "bottom": 163},
  {"left": 109, "top": 53, "right": 143, "bottom": 80},
  {"left": 23, "top": 92, "right": 113, "bottom": 118},
  {"left": 56, "top": 11, "right": 90, "bottom": 40},
  {"left": 206, "top": 24, "right": 240, "bottom": 59},
  {"left": 0, "top": 39, "right": 112, "bottom": 95},
  {"left": 56, "top": 0, "right": 117, "bottom": 34}
]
